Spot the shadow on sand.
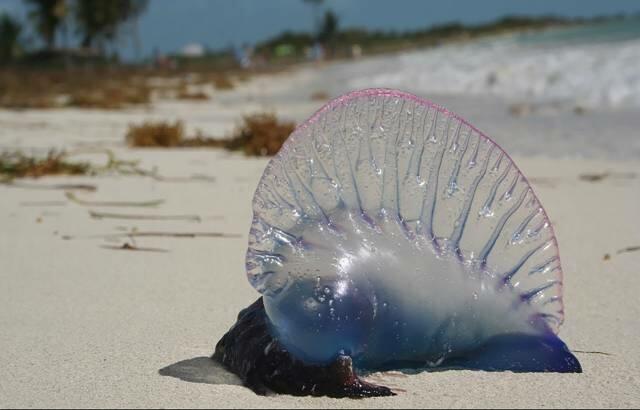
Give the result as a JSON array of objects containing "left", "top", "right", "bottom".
[{"left": 159, "top": 356, "right": 243, "bottom": 386}]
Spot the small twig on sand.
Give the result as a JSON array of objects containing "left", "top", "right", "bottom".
[
  {"left": 617, "top": 246, "right": 640, "bottom": 255},
  {"left": 100, "top": 243, "right": 169, "bottom": 253},
  {"left": 62, "top": 231, "right": 241, "bottom": 240},
  {"left": 579, "top": 171, "right": 637, "bottom": 182},
  {"left": 2, "top": 181, "right": 97, "bottom": 191},
  {"left": 573, "top": 350, "right": 613, "bottom": 356},
  {"left": 65, "top": 192, "right": 164, "bottom": 208},
  {"left": 89, "top": 210, "right": 202, "bottom": 222}
]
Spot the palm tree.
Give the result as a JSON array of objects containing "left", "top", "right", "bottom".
[
  {"left": 0, "top": 13, "right": 23, "bottom": 62},
  {"left": 318, "top": 9, "right": 339, "bottom": 43},
  {"left": 24, "top": 0, "right": 67, "bottom": 51},
  {"left": 73, "top": 0, "right": 148, "bottom": 52}
]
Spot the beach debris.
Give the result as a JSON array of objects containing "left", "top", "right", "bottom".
[
  {"left": 572, "top": 350, "right": 613, "bottom": 356},
  {"left": 579, "top": 171, "right": 637, "bottom": 183},
  {"left": 0, "top": 148, "right": 190, "bottom": 184},
  {"left": 126, "top": 121, "right": 185, "bottom": 148},
  {"left": 65, "top": 192, "right": 165, "bottom": 208},
  {"left": 0, "top": 150, "right": 91, "bottom": 181},
  {"left": 89, "top": 210, "right": 202, "bottom": 222},
  {"left": 4, "top": 181, "right": 97, "bottom": 191},
  {"left": 602, "top": 246, "right": 639, "bottom": 260},
  {"left": 125, "top": 113, "right": 296, "bottom": 156},
  {"left": 311, "top": 91, "right": 330, "bottom": 101},
  {"left": 617, "top": 246, "right": 640, "bottom": 255},
  {"left": 100, "top": 243, "right": 169, "bottom": 253},
  {"left": 62, "top": 231, "right": 241, "bottom": 240},
  {"left": 126, "top": 121, "right": 222, "bottom": 148},
  {"left": 224, "top": 112, "right": 296, "bottom": 156},
  {"left": 215, "top": 89, "right": 581, "bottom": 398}
]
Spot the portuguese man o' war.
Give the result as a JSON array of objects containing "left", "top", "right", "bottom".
[{"left": 213, "top": 89, "right": 581, "bottom": 398}]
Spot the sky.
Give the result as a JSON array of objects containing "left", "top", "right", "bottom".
[{"left": 1, "top": 0, "right": 639, "bottom": 59}]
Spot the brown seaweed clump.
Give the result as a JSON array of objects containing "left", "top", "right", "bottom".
[
  {"left": 126, "top": 113, "right": 296, "bottom": 156},
  {"left": 126, "top": 121, "right": 186, "bottom": 148},
  {"left": 126, "top": 121, "right": 223, "bottom": 148},
  {"left": 225, "top": 113, "right": 296, "bottom": 156}
]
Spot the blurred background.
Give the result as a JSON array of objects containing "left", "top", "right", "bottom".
[{"left": 1, "top": 0, "right": 640, "bottom": 164}]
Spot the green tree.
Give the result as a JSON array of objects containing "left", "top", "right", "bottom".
[
  {"left": 74, "top": 0, "right": 148, "bottom": 51},
  {"left": 24, "top": 0, "right": 67, "bottom": 50},
  {"left": 318, "top": 9, "right": 338, "bottom": 43},
  {"left": 0, "top": 13, "right": 23, "bottom": 62}
]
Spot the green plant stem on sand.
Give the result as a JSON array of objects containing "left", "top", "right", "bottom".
[
  {"left": 0, "top": 150, "right": 91, "bottom": 181},
  {"left": 0, "top": 148, "right": 202, "bottom": 183}
]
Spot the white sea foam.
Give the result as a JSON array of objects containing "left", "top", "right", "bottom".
[{"left": 349, "top": 36, "right": 640, "bottom": 108}]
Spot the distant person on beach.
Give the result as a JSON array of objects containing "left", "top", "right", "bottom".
[{"left": 234, "top": 44, "right": 253, "bottom": 69}]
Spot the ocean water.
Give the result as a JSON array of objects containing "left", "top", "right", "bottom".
[{"left": 349, "top": 18, "right": 640, "bottom": 109}]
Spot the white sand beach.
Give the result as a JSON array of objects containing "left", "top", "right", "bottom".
[{"left": 1, "top": 53, "right": 640, "bottom": 408}]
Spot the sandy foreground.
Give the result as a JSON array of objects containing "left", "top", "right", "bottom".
[{"left": 1, "top": 65, "right": 639, "bottom": 408}]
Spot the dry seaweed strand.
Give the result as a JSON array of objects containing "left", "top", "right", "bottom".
[
  {"left": 62, "top": 231, "right": 241, "bottom": 240},
  {"left": 89, "top": 210, "right": 202, "bottom": 222},
  {"left": 6, "top": 182, "right": 96, "bottom": 191},
  {"left": 100, "top": 243, "right": 169, "bottom": 253},
  {"left": 617, "top": 246, "right": 640, "bottom": 255},
  {"left": 579, "top": 171, "right": 637, "bottom": 182}
]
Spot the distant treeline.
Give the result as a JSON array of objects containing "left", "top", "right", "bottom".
[
  {"left": 174, "top": 12, "right": 636, "bottom": 70},
  {"left": 252, "top": 13, "right": 632, "bottom": 61},
  {"left": 0, "top": 2, "right": 636, "bottom": 70}
]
